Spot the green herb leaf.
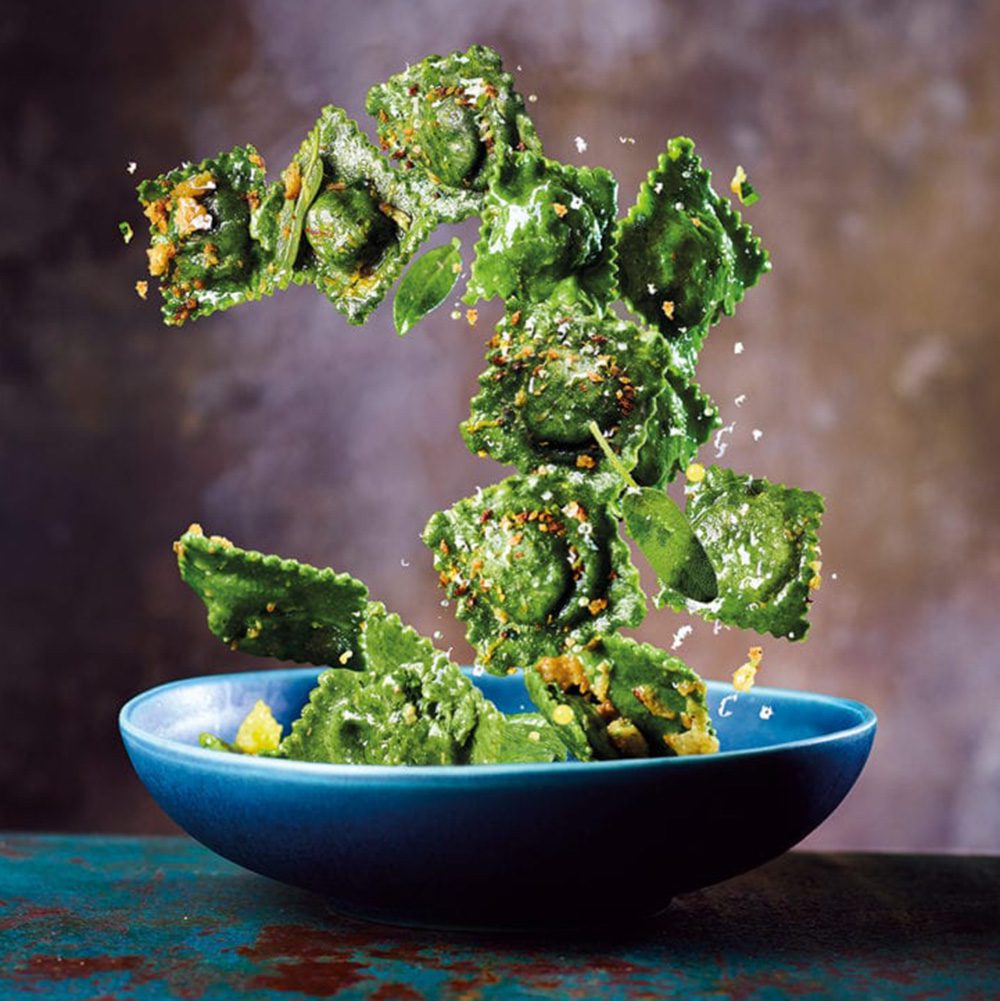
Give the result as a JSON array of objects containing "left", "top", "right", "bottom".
[
  {"left": 118, "top": 221, "right": 134, "bottom": 244},
  {"left": 393, "top": 238, "right": 462, "bottom": 336},
  {"left": 622, "top": 488, "right": 718, "bottom": 603},
  {"left": 199, "top": 732, "right": 235, "bottom": 753},
  {"left": 273, "top": 127, "right": 324, "bottom": 281},
  {"left": 588, "top": 421, "right": 717, "bottom": 602}
]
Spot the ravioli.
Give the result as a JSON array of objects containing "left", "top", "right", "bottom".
[
  {"left": 280, "top": 601, "right": 565, "bottom": 765},
  {"left": 632, "top": 370, "right": 721, "bottom": 489},
  {"left": 465, "top": 152, "right": 619, "bottom": 307},
  {"left": 366, "top": 44, "right": 541, "bottom": 222},
  {"left": 143, "top": 49, "right": 829, "bottom": 771},
  {"left": 174, "top": 524, "right": 368, "bottom": 666},
  {"left": 286, "top": 107, "right": 437, "bottom": 324},
  {"left": 524, "top": 635, "right": 718, "bottom": 760},
  {"left": 137, "top": 145, "right": 271, "bottom": 325},
  {"left": 423, "top": 471, "right": 645, "bottom": 674},
  {"left": 655, "top": 465, "right": 824, "bottom": 640},
  {"left": 462, "top": 302, "right": 669, "bottom": 484},
  {"left": 616, "top": 137, "right": 769, "bottom": 376}
]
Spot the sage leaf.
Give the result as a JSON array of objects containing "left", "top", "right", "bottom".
[
  {"left": 273, "top": 127, "right": 324, "bottom": 281},
  {"left": 623, "top": 488, "right": 718, "bottom": 603},
  {"left": 393, "top": 238, "right": 462, "bottom": 336},
  {"left": 588, "top": 420, "right": 717, "bottom": 603}
]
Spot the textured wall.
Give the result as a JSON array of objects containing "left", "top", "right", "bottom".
[{"left": 2, "top": 0, "right": 998, "bottom": 849}]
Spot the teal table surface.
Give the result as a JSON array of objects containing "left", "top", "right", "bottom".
[{"left": 0, "top": 835, "right": 997, "bottom": 1000}]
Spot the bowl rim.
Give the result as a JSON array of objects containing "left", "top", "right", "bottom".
[{"left": 120, "top": 666, "right": 877, "bottom": 782}]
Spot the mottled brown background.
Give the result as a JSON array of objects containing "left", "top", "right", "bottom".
[{"left": 2, "top": 0, "right": 998, "bottom": 850}]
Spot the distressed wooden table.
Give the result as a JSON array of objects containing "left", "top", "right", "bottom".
[{"left": 1, "top": 835, "right": 996, "bottom": 1000}]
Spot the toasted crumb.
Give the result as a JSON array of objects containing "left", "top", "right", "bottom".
[
  {"left": 730, "top": 164, "right": 747, "bottom": 198},
  {"left": 665, "top": 728, "right": 719, "bottom": 755},
  {"left": 607, "top": 717, "right": 649, "bottom": 756},
  {"left": 173, "top": 196, "right": 212, "bottom": 237},
  {"left": 661, "top": 300, "right": 675, "bottom": 320},
  {"left": 134, "top": 280, "right": 148, "bottom": 300},
  {"left": 146, "top": 242, "right": 175, "bottom": 277},
  {"left": 536, "top": 655, "right": 588, "bottom": 693},
  {"left": 143, "top": 199, "right": 169, "bottom": 234},
  {"left": 552, "top": 202, "right": 568, "bottom": 217},
  {"left": 576, "top": 454, "right": 596, "bottom": 469},
  {"left": 733, "top": 646, "right": 764, "bottom": 692},
  {"left": 172, "top": 171, "right": 215, "bottom": 201},
  {"left": 338, "top": 649, "right": 354, "bottom": 665},
  {"left": 282, "top": 160, "right": 302, "bottom": 201},
  {"left": 633, "top": 685, "right": 677, "bottom": 720},
  {"left": 466, "top": 308, "right": 478, "bottom": 327}
]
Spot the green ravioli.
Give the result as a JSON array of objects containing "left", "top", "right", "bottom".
[
  {"left": 462, "top": 302, "right": 669, "bottom": 484},
  {"left": 280, "top": 602, "right": 565, "bottom": 765},
  {"left": 137, "top": 145, "right": 271, "bottom": 326},
  {"left": 656, "top": 466, "right": 824, "bottom": 640},
  {"left": 464, "top": 152, "right": 618, "bottom": 308},
  {"left": 616, "top": 137, "right": 769, "bottom": 377},
  {"left": 496, "top": 712, "right": 569, "bottom": 763},
  {"left": 366, "top": 44, "right": 540, "bottom": 223},
  {"left": 280, "top": 661, "right": 479, "bottom": 765},
  {"left": 423, "top": 471, "right": 645, "bottom": 675},
  {"left": 523, "top": 635, "right": 718, "bottom": 761},
  {"left": 175, "top": 524, "right": 368, "bottom": 665},
  {"left": 283, "top": 106, "right": 437, "bottom": 324},
  {"left": 632, "top": 370, "right": 721, "bottom": 489}
]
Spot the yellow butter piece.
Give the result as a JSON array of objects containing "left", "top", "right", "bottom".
[{"left": 233, "top": 699, "right": 283, "bottom": 754}]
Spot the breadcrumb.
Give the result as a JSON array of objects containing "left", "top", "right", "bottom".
[{"left": 733, "top": 646, "right": 764, "bottom": 692}]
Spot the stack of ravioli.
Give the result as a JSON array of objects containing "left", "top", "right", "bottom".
[{"left": 140, "top": 46, "right": 824, "bottom": 764}]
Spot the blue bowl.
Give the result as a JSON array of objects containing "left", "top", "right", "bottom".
[{"left": 120, "top": 667, "right": 875, "bottom": 930}]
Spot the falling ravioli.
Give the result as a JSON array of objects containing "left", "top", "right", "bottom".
[
  {"left": 138, "top": 47, "right": 832, "bottom": 770},
  {"left": 423, "top": 471, "right": 645, "bottom": 675},
  {"left": 462, "top": 301, "right": 669, "bottom": 485},
  {"left": 137, "top": 146, "right": 271, "bottom": 325},
  {"left": 616, "top": 137, "right": 769, "bottom": 376},
  {"left": 366, "top": 44, "right": 541, "bottom": 222},
  {"left": 175, "top": 524, "right": 369, "bottom": 666},
  {"left": 465, "top": 152, "right": 619, "bottom": 308},
  {"left": 656, "top": 466, "right": 824, "bottom": 641}
]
